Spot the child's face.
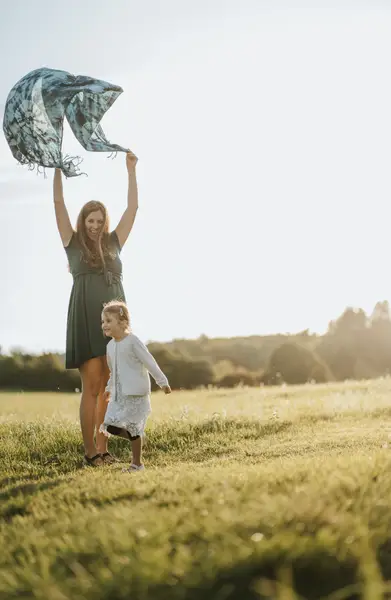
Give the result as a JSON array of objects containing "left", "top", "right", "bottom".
[{"left": 101, "top": 312, "right": 125, "bottom": 339}]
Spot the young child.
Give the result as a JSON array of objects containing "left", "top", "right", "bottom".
[{"left": 100, "top": 300, "right": 171, "bottom": 472}]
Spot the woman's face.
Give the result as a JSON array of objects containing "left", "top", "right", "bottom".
[{"left": 85, "top": 210, "right": 104, "bottom": 241}]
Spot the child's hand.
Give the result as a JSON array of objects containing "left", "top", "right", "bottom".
[
  {"left": 103, "top": 391, "right": 110, "bottom": 402},
  {"left": 162, "top": 385, "right": 172, "bottom": 395}
]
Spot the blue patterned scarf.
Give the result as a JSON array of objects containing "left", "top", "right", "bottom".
[{"left": 3, "top": 67, "right": 129, "bottom": 177}]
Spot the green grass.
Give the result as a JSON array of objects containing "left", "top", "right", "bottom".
[{"left": 2, "top": 380, "right": 391, "bottom": 599}]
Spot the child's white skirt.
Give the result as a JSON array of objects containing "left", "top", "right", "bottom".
[{"left": 100, "top": 393, "right": 151, "bottom": 439}]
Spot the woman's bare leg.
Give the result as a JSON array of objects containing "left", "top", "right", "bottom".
[{"left": 79, "top": 358, "right": 104, "bottom": 459}]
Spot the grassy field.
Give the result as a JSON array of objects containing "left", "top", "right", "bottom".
[{"left": 2, "top": 380, "right": 391, "bottom": 599}]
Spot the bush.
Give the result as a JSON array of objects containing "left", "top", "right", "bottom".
[
  {"left": 262, "top": 343, "right": 331, "bottom": 385},
  {"left": 216, "top": 372, "right": 258, "bottom": 388}
]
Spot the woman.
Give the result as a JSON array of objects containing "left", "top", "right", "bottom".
[{"left": 53, "top": 152, "right": 138, "bottom": 466}]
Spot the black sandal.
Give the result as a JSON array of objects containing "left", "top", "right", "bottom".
[
  {"left": 101, "top": 452, "right": 119, "bottom": 464},
  {"left": 83, "top": 454, "right": 102, "bottom": 467}
]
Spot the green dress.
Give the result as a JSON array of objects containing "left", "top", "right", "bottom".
[{"left": 65, "top": 231, "right": 125, "bottom": 369}]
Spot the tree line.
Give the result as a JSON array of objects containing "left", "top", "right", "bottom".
[{"left": 1, "top": 301, "right": 391, "bottom": 391}]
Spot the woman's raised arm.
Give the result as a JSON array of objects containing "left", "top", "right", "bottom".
[
  {"left": 53, "top": 168, "right": 73, "bottom": 247},
  {"left": 115, "top": 152, "right": 138, "bottom": 248}
]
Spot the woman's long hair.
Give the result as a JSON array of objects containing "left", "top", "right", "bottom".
[{"left": 76, "top": 201, "right": 116, "bottom": 268}]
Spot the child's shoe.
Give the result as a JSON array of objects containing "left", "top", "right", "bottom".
[{"left": 122, "top": 463, "right": 145, "bottom": 473}]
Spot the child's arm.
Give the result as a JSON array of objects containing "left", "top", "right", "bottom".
[
  {"left": 131, "top": 335, "right": 171, "bottom": 391},
  {"left": 104, "top": 349, "right": 113, "bottom": 399}
]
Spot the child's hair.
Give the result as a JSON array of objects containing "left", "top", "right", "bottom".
[{"left": 102, "top": 300, "right": 131, "bottom": 330}]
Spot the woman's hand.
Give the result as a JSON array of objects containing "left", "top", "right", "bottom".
[
  {"left": 126, "top": 152, "right": 138, "bottom": 173},
  {"left": 162, "top": 385, "right": 172, "bottom": 395}
]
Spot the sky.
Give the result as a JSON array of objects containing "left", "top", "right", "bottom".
[{"left": 1, "top": 0, "right": 391, "bottom": 353}]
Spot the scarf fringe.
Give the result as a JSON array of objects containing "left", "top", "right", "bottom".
[
  {"left": 16, "top": 160, "right": 48, "bottom": 179},
  {"left": 61, "top": 154, "right": 87, "bottom": 178}
]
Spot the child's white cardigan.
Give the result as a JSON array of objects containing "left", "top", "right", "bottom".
[{"left": 105, "top": 334, "right": 168, "bottom": 396}]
